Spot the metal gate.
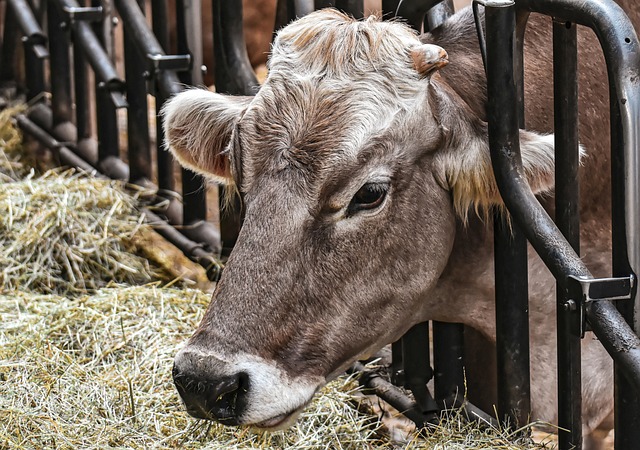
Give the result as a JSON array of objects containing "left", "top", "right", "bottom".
[{"left": 2, "top": 0, "right": 640, "bottom": 449}]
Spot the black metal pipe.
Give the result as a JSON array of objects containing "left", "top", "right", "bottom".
[
  {"left": 0, "top": 5, "right": 20, "bottom": 86},
  {"left": 7, "top": 0, "right": 48, "bottom": 57},
  {"left": 23, "top": 38, "right": 46, "bottom": 101},
  {"left": 174, "top": 0, "right": 208, "bottom": 227},
  {"left": 552, "top": 18, "right": 582, "bottom": 450},
  {"left": 485, "top": 1, "right": 531, "bottom": 430},
  {"left": 15, "top": 114, "right": 98, "bottom": 174},
  {"left": 491, "top": 0, "right": 640, "bottom": 392},
  {"left": 124, "top": 0, "right": 152, "bottom": 184},
  {"left": 89, "top": 0, "right": 121, "bottom": 176},
  {"left": 401, "top": 322, "right": 438, "bottom": 420},
  {"left": 212, "top": 0, "right": 259, "bottom": 95},
  {"left": 335, "top": 0, "right": 364, "bottom": 18},
  {"left": 395, "top": 0, "right": 443, "bottom": 31},
  {"left": 432, "top": 322, "right": 465, "bottom": 404},
  {"left": 349, "top": 362, "right": 433, "bottom": 428},
  {"left": 424, "top": 0, "right": 454, "bottom": 31},
  {"left": 144, "top": 209, "right": 222, "bottom": 281},
  {"left": 48, "top": 1, "right": 73, "bottom": 126},
  {"left": 150, "top": 0, "right": 177, "bottom": 195},
  {"left": 390, "top": 339, "right": 405, "bottom": 386},
  {"left": 55, "top": 0, "right": 126, "bottom": 107}
]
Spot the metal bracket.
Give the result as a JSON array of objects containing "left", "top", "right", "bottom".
[
  {"left": 567, "top": 275, "right": 635, "bottom": 336},
  {"left": 146, "top": 54, "right": 192, "bottom": 73},
  {"left": 62, "top": 6, "right": 104, "bottom": 23},
  {"left": 144, "top": 54, "right": 192, "bottom": 95}
]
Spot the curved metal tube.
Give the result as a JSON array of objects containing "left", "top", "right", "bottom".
[{"left": 486, "top": 0, "right": 640, "bottom": 391}]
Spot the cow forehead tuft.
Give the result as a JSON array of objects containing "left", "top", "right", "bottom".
[{"left": 269, "top": 9, "right": 422, "bottom": 80}]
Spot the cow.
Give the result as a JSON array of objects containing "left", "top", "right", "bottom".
[{"left": 162, "top": 2, "right": 639, "bottom": 447}]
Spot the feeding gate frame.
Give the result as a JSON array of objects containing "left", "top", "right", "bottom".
[{"left": 2, "top": 0, "right": 640, "bottom": 449}]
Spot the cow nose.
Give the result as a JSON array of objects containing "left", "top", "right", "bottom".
[{"left": 172, "top": 361, "right": 248, "bottom": 424}]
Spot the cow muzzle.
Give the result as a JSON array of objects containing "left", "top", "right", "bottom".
[
  {"left": 172, "top": 345, "right": 324, "bottom": 428},
  {"left": 172, "top": 351, "right": 248, "bottom": 425}
]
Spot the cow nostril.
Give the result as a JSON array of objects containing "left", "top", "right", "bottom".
[{"left": 172, "top": 364, "right": 249, "bottom": 424}]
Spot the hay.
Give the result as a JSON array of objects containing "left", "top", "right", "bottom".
[
  {"left": 0, "top": 105, "right": 28, "bottom": 182},
  {"left": 0, "top": 286, "right": 387, "bottom": 450},
  {"left": 0, "top": 169, "right": 164, "bottom": 294}
]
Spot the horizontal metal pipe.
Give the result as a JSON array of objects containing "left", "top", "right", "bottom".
[
  {"left": 15, "top": 114, "right": 101, "bottom": 175},
  {"left": 350, "top": 362, "right": 433, "bottom": 427},
  {"left": 143, "top": 210, "right": 222, "bottom": 281}
]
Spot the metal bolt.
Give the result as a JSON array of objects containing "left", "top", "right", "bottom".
[{"left": 563, "top": 299, "right": 577, "bottom": 311}]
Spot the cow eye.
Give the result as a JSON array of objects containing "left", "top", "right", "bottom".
[{"left": 347, "top": 182, "right": 388, "bottom": 215}]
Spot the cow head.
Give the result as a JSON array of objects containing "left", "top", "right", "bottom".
[{"left": 163, "top": 10, "right": 555, "bottom": 429}]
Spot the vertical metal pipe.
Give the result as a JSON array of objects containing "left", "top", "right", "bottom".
[
  {"left": 1, "top": 5, "right": 18, "bottom": 86},
  {"left": 335, "top": 0, "right": 364, "bottom": 18},
  {"left": 176, "top": 0, "right": 208, "bottom": 225},
  {"left": 610, "top": 29, "right": 640, "bottom": 450},
  {"left": 401, "top": 322, "right": 438, "bottom": 418},
  {"left": 92, "top": 0, "right": 120, "bottom": 171},
  {"left": 424, "top": 0, "right": 454, "bottom": 31},
  {"left": 485, "top": 0, "right": 531, "bottom": 430},
  {"left": 151, "top": 0, "right": 176, "bottom": 194},
  {"left": 433, "top": 321, "right": 465, "bottom": 404},
  {"left": 552, "top": 18, "right": 583, "bottom": 450},
  {"left": 124, "top": 0, "right": 152, "bottom": 184},
  {"left": 381, "top": 0, "right": 400, "bottom": 18},
  {"left": 47, "top": 1, "right": 73, "bottom": 126},
  {"left": 23, "top": 40, "right": 46, "bottom": 101},
  {"left": 212, "top": 0, "right": 257, "bottom": 250},
  {"left": 390, "top": 340, "right": 405, "bottom": 386}
]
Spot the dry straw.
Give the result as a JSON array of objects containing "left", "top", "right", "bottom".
[{"left": 0, "top": 104, "right": 554, "bottom": 449}]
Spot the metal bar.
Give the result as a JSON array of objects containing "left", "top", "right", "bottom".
[
  {"left": 433, "top": 322, "right": 465, "bottom": 404},
  {"left": 90, "top": 0, "right": 122, "bottom": 178},
  {"left": 485, "top": 0, "right": 531, "bottom": 430},
  {"left": 7, "top": 0, "right": 48, "bottom": 56},
  {"left": 552, "top": 18, "right": 582, "bottom": 450},
  {"left": 424, "top": 0, "right": 454, "bottom": 31},
  {"left": 0, "top": 5, "right": 20, "bottom": 86},
  {"left": 56, "top": 0, "right": 126, "bottom": 106},
  {"left": 124, "top": 0, "right": 152, "bottom": 184},
  {"left": 390, "top": 339, "right": 404, "bottom": 386},
  {"left": 295, "top": 0, "right": 314, "bottom": 17},
  {"left": 401, "top": 322, "right": 438, "bottom": 420},
  {"left": 381, "top": 0, "right": 401, "bottom": 18},
  {"left": 335, "top": 0, "right": 364, "bottom": 18},
  {"left": 395, "top": 0, "right": 442, "bottom": 31},
  {"left": 486, "top": 0, "right": 640, "bottom": 395},
  {"left": 175, "top": 0, "right": 208, "bottom": 227},
  {"left": 349, "top": 362, "right": 433, "bottom": 428},
  {"left": 23, "top": 37, "right": 46, "bottom": 101},
  {"left": 212, "top": 0, "right": 258, "bottom": 251},
  {"left": 150, "top": 0, "right": 176, "bottom": 195},
  {"left": 15, "top": 114, "right": 99, "bottom": 174},
  {"left": 212, "top": 0, "right": 259, "bottom": 95},
  {"left": 48, "top": 1, "right": 73, "bottom": 126}
]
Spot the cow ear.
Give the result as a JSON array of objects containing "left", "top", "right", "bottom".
[
  {"left": 161, "top": 89, "right": 252, "bottom": 183},
  {"left": 430, "top": 82, "right": 565, "bottom": 220}
]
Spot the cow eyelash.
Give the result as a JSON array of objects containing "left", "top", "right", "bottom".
[{"left": 347, "top": 182, "right": 389, "bottom": 215}]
